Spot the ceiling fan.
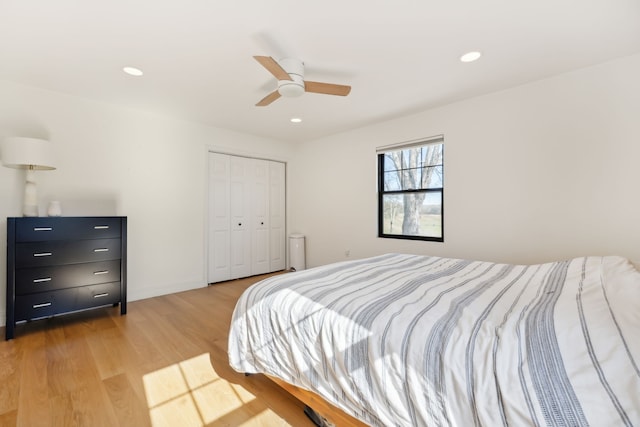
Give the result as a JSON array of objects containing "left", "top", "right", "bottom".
[{"left": 253, "top": 56, "right": 351, "bottom": 106}]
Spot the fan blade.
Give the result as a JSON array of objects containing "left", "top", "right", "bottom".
[
  {"left": 304, "top": 81, "right": 351, "bottom": 96},
  {"left": 254, "top": 56, "right": 292, "bottom": 81},
  {"left": 256, "top": 90, "right": 281, "bottom": 106}
]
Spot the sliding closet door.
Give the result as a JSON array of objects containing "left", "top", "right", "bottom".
[
  {"left": 229, "top": 156, "right": 252, "bottom": 279},
  {"left": 208, "top": 153, "right": 231, "bottom": 282},
  {"left": 269, "top": 161, "right": 286, "bottom": 271},
  {"left": 251, "top": 159, "right": 270, "bottom": 275}
]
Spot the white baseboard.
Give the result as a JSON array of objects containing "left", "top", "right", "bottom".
[{"left": 127, "top": 280, "right": 207, "bottom": 302}]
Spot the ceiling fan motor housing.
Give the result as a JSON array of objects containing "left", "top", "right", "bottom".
[{"left": 277, "top": 58, "right": 305, "bottom": 97}]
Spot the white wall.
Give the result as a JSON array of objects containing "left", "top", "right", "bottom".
[
  {"left": 289, "top": 53, "right": 640, "bottom": 268},
  {"left": 0, "top": 80, "right": 294, "bottom": 326}
]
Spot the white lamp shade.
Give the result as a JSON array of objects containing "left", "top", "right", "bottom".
[{"left": 1, "top": 137, "right": 56, "bottom": 170}]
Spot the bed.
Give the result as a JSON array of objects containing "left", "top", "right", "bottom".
[{"left": 228, "top": 253, "right": 640, "bottom": 426}]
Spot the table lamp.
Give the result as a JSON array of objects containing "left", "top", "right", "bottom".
[{"left": 1, "top": 137, "right": 56, "bottom": 216}]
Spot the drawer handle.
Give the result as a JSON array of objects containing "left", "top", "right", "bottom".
[
  {"left": 33, "top": 252, "right": 53, "bottom": 257},
  {"left": 94, "top": 225, "right": 110, "bottom": 230},
  {"left": 93, "top": 293, "right": 109, "bottom": 298},
  {"left": 33, "top": 302, "right": 52, "bottom": 309},
  {"left": 93, "top": 270, "right": 109, "bottom": 275},
  {"left": 33, "top": 227, "right": 53, "bottom": 231},
  {"left": 33, "top": 277, "right": 52, "bottom": 283},
  {"left": 94, "top": 248, "right": 109, "bottom": 253}
]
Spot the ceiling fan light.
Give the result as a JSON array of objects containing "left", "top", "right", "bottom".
[{"left": 278, "top": 81, "right": 305, "bottom": 97}]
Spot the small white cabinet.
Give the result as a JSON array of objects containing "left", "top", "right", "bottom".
[{"left": 208, "top": 153, "right": 285, "bottom": 283}]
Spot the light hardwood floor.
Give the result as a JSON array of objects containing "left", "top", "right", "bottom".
[{"left": 0, "top": 273, "right": 316, "bottom": 427}]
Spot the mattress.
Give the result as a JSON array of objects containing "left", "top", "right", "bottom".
[{"left": 228, "top": 253, "right": 640, "bottom": 426}]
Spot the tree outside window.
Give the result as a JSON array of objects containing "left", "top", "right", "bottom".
[{"left": 378, "top": 139, "right": 443, "bottom": 241}]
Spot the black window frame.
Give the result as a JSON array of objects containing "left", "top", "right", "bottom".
[{"left": 377, "top": 139, "right": 444, "bottom": 242}]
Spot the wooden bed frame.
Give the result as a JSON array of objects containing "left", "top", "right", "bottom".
[{"left": 266, "top": 375, "right": 369, "bottom": 427}]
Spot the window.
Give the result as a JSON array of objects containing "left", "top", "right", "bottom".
[{"left": 378, "top": 137, "right": 444, "bottom": 241}]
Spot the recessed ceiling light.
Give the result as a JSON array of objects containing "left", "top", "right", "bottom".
[
  {"left": 123, "top": 66, "right": 144, "bottom": 76},
  {"left": 460, "top": 51, "right": 482, "bottom": 63},
  {"left": 290, "top": 117, "right": 302, "bottom": 123}
]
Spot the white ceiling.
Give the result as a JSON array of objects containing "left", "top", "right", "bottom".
[{"left": 1, "top": 0, "right": 639, "bottom": 143}]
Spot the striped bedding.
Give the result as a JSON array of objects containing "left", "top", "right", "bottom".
[{"left": 228, "top": 253, "right": 640, "bottom": 426}]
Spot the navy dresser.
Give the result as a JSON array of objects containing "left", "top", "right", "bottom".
[{"left": 5, "top": 216, "right": 127, "bottom": 339}]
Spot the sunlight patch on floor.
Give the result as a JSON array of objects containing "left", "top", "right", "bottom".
[{"left": 143, "top": 353, "right": 289, "bottom": 426}]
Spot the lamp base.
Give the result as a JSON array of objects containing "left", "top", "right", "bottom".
[
  {"left": 23, "top": 170, "right": 39, "bottom": 217},
  {"left": 23, "top": 204, "right": 38, "bottom": 217}
]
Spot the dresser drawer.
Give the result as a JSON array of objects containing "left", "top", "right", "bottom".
[
  {"left": 15, "top": 288, "right": 78, "bottom": 321},
  {"left": 77, "top": 282, "right": 121, "bottom": 309},
  {"left": 15, "top": 217, "right": 122, "bottom": 242},
  {"left": 15, "top": 260, "right": 121, "bottom": 294},
  {"left": 15, "top": 238, "right": 121, "bottom": 268}
]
